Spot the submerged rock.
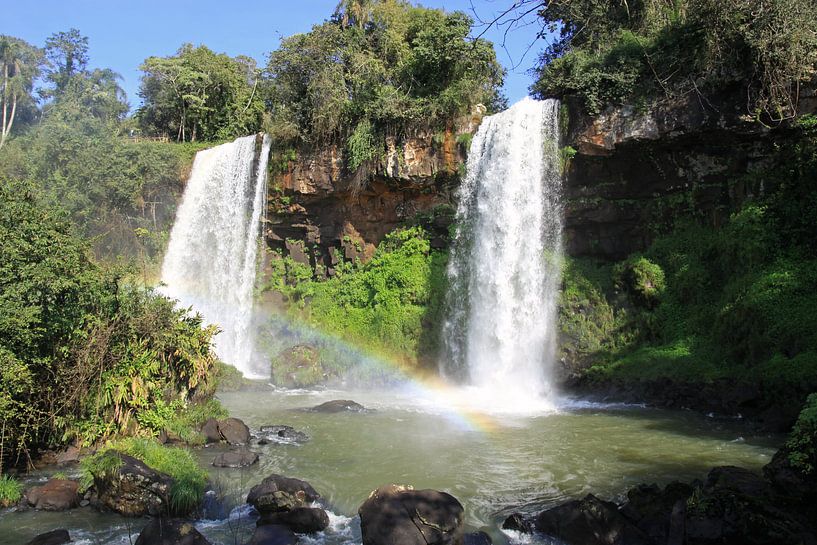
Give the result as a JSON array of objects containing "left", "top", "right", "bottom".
[
  {"left": 258, "top": 425, "right": 310, "bottom": 444},
  {"left": 25, "top": 479, "right": 80, "bottom": 511},
  {"left": 247, "top": 474, "right": 321, "bottom": 514},
  {"left": 212, "top": 448, "right": 259, "bottom": 468},
  {"left": 24, "top": 529, "right": 71, "bottom": 545},
  {"left": 247, "top": 524, "right": 297, "bottom": 545},
  {"left": 134, "top": 518, "right": 211, "bottom": 545},
  {"left": 258, "top": 506, "right": 330, "bottom": 533},
  {"left": 93, "top": 453, "right": 173, "bottom": 516},
  {"left": 310, "top": 399, "right": 365, "bottom": 413},
  {"left": 535, "top": 494, "right": 651, "bottom": 545},
  {"left": 358, "top": 484, "right": 464, "bottom": 545}
]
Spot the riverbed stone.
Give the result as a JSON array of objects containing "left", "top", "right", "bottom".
[
  {"left": 247, "top": 474, "right": 321, "bottom": 514},
  {"left": 259, "top": 425, "right": 309, "bottom": 444},
  {"left": 258, "top": 506, "right": 330, "bottom": 533},
  {"left": 201, "top": 418, "right": 221, "bottom": 443},
  {"left": 310, "top": 399, "right": 365, "bottom": 413},
  {"left": 218, "top": 417, "right": 251, "bottom": 445},
  {"left": 24, "top": 529, "right": 71, "bottom": 545},
  {"left": 535, "top": 494, "right": 651, "bottom": 545},
  {"left": 212, "top": 448, "right": 259, "bottom": 468},
  {"left": 25, "top": 478, "right": 80, "bottom": 511},
  {"left": 134, "top": 517, "right": 212, "bottom": 545},
  {"left": 55, "top": 446, "right": 81, "bottom": 465},
  {"left": 358, "top": 484, "right": 464, "bottom": 545},
  {"left": 93, "top": 453, "right": 173, "bottom": 516},
  {"left": 247, "top": 524, "right": 297, "bottom": 545}
]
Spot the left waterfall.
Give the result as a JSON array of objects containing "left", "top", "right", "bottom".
[{"left": 160, "top": 134, "right": 271, "bottom": 377}]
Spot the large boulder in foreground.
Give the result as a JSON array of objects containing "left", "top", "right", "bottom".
[
  {"left": 93, "top": 453, "right": 173, "bottom": 516},
  {"left": 358, "top": 484, "right": 464, "bottom": 545},
  {"left": 134, "top": 518, "right": 211, "bottom": 545},
  {"left": 247, "top": 524, "right": 297, "bottom": 545},
  {"left": 212, "top": 448, "right": 259, "bottom": 468},
  {"left": 310, "top": 399, "right": 365, "bottom": 413},
  {"left": 247, "top": 474, "right": 320, "bottom": 514},
  {"left": 25, "top": 479, "right": 80, "bottom": 511},
  {"left": 200, "top": 417, "right": 251, "bottom": 445},
  {"left": 258, "top": 506, "right": 330, "bottom": 533},
  {"left": 24, "top": 529, "right": 71, "bottom": 545},
  {"left": 535, "top": 494, "right": 651, "bottom": 545}
]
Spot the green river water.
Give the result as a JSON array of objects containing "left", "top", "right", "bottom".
[{"left": 0, "top": 388, "right": 780, "bottom": 545}]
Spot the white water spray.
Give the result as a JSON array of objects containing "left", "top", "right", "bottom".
[
  {"left": 160, "top": 134, "right": 270, "bottom": 377},
  {"left": 442, "top": 98, "right": 563, "bottom": 411}
]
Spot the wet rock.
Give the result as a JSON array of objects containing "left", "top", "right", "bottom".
[
  {"left": 134, "top": 518, "right": 211, "bottom": 545},
  {"left": 462, "top": 531, "right": 492, "bottom": 545},
  {"left": 247, "top": 524, "right": 297, "bottom": 545},
  {"left": 259, "top": 425, "right": 310, "bottom": 444},
  {"left": 258, "top": 506, "right": 330, "bottom": 533},
  {"left": 24, "top": 529, "right": 71, "bottom": 545},
  {"left": 25, "top": 479, "right": 80, "bottom": 511},
  {"left": 218, "top": 417, "right": 251, "bottom": 445},
  {"left": 310, "top": 399, "right": 365, "bottom": 413},
  {"left": 501, "top": 513, "right": 531, "bottom": 533},
  {"left": 704, "top": 465, "right": 771, "bottom": 498},
  {"left": 201, "top": 418, "right": 221, "bottom": 443},
  {"left": 619, "top": 481, "right": 693, "bottom": 542},
  {"left": 534, "top": 494, "right": 651, "bottom": 545},
  {"left": 247, "top": 474, "right": 320, "bottom": 514},
  {"left": 55, "top": 446, "right": 81, "bottom": 466},
  {"left": 212, "top": 448, "right": 259, "bottom": 468},
  {"left": 358, "top": 484, "right": 464, "bottom": 545},
  {"left": 93, "top": 453, "right": 173, "bottom": 516}
]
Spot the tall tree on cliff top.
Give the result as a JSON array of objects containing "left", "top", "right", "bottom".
[
  {"left": 42, "top": 28, "right": 89, "bottom": 99},
  {"left": 138, "top": 45, "right": 263, "bottom": 142},
  {"left": 0, "top": 36, "right": 42, "bottom": 149}
]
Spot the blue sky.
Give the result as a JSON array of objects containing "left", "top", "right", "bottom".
[{"left": 3, "top": 1, "right": 548, "bottom": 111}]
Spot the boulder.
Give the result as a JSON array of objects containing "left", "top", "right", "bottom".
[
  {"left": 201, "top": 418, "right": 221, "bottom": 443},
  {"left": 462, "top": 531, "right": 492, "bottom": 545},
  {"left": 25, "top": 479, "right": 80, "bottom": 511},
  {"left": 259, "top": 425, "right": 310, "bottom": 444},
  {"left": 212, "top": 448, "right": 259, "bottom": 468},
  {"left": 134, "top": 518, "right": 211, "bottom": 545},
  {"left": 310, "top": 399, "right": 365, "bottom": 413},
  {"left": 619, "top": 481, "right": 693, "bottom": 542},
  {"left": 93, "top": 453, "right": 173, "bottom": 516},
  {"left": 258, "top": 506, "right": 330, "bottom": 533},
  {"left": 218, "top": 417, "right": 251, "bottom": 445},
  {"left": 24, "top": 529, "right": 71, "bottom": 545},
  {"left": 358, "top": 484, "right": 464, "bottom": 545},
  {"left": 502, "top": 513, "right": 531, "bottom": 533},
  {"left": 56, "top": 446, "right": 81, "bottom": 465},
  {"left": 247, "top": 524, "right": 297, "bottom": 545},
  {"left": 247, "top": 474, "right": 320, "bottom": 514},
  {"left": 534, "top": 494, "right": 652, "bottom": 545},
  {"left": 271, "top": 345, "right": 325, "bottom": 388}
]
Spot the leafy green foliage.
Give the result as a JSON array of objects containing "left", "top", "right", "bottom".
[
  {"left": 264, "top": 0, "right": 504, "bottom": 158},
  {"left": 614, "top": 255, "right": 666, "bottom": 308},
  {"left": 81, "top": 437, "right": 207, "bottom": 514},
  {"left": 138, "top": 44, "right": 264, "bottom": 142},
  {"left": 268, "top": 227, "right": 448, "bottom": 366},
  {"left": 786, "top": 394, "right": 817, "bottom": 473},
  {"left": 0, "top": 35, "right": 43, "bottom": 149},
  {"left": 533, "top": 0, "right": 817, "bottom": 119},
  {"left": 0, "top": 475, "right": 22, "bottom": 507}
]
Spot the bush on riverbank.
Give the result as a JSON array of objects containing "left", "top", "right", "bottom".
[{"left": 0, "top": 476, "right": 22, "bottom": 507}]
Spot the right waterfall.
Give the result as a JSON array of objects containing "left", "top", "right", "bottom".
[{"left": 441, "top": 98, "right": 563, "bottom": 409}]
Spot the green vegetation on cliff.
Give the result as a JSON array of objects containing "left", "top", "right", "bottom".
[{"left": 533, "top": 0, "right": 817, "bottom": 119}]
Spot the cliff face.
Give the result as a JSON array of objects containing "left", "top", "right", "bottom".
[
  {"left": 563, "top": 87, "right": 817, "bottom": 259},
  {"left": 265, "top": 107, "right": 484, "bottom": 272}
]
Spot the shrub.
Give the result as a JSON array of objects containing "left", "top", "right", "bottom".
[
  {"left": 0, "top": 476, "right": 22, "bottom": 507},
  {"left": 786, "top": 394, "right": 817, "bottom": 474},
  {"left": 614, "top": 255, "right": 666, "bottom": 308}
]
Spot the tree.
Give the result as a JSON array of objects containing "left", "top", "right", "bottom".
[
  {"left": 43, "top": 28, "right": 89, "bottom": 98},
  {"left": 0, "top": 36, "right": 42, "bottom": 149}
]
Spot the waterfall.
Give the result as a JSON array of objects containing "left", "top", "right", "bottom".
[
  {"left": 441, "top": 98, "right": 563, "bottom": 411},
  {"left": 160, "top": 134, "right": 271, "bottom": 377}
]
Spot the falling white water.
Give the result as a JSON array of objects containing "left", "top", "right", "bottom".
[
  {"left": 442, "top": 98, "right": 563, "bottom": 412},
  {"left": 160, "top": 134, "right": 271, "bottom": 377}
]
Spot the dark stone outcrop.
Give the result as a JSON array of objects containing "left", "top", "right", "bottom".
[
  {"left": 212, "top": 448, "right": 259, "bottom": 468},
  {"left": 247, "top": 524, "right": 298, "bottom": 545},
  {"left": 200, "top": 418, "right": 221, "bottom": 443},
  {"left": 501, "top": 512, "right": 531, "bottom": 533},
  {"left": 358, "top": 484, "right": 464, "bottom": 545},
  {"left": 535, "top": 494, "right": 651, "bottom": 545},
  {"left": 25, "top": 479, "right": 80, "bottom": 511},
  {"left": 247, "top": 474, "right": 320, "bottom": 514},
  {"left": 462, "top": 531, "right": 492, "bottom": 545},
  {"left": 134, "top": 518, "right": 211, "bottom": 545},
  {"left": 258, "top": 425, "right": 309, "bottom": 444},
  {"left": 258, "top": 506, "right": 330, "bottom": 533},
  {"left": 217, "top": 417, "right": 251, "bottom": 445},
  {"left": 93, "top": 453, "right": 173, "bottom": 516},
  {"left": 310, "top": 399, "right": 365, "bottom": 413},
  {"left": 24, "top": 529, "right": 71, "bottom": 545}
]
